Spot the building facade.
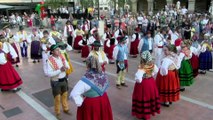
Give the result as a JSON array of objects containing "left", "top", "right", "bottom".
[{"left": 131, "top": 0, "right": 212, "bottom": 13}]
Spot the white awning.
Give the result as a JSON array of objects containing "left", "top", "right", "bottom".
[{"left": 0, "top": 4, "right": 13, "bottom": 9}]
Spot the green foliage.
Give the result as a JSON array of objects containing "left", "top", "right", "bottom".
[
  {"left": 80, "top": 0, "right": 95, "bottom": 8},
  {"left": 45, "top": 0, "right": 69, "bottom": 9}
]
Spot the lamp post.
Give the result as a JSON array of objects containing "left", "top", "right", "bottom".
[{"left": 98, "top": 0, "right": 100, "bottom": 20}]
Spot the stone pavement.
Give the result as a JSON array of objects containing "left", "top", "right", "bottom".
[{"left": 0, "top": 27, "right": 213, "bottom": 120}]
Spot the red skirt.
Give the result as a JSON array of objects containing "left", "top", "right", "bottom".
[
  {"left": 104, "top": 40, "right": 109, "bottom": 55},
  {"left": 0, "top": 62, "right": 23, "bottom": 90},
  {"left": 156, "top": 70, "right": 180, "bottom": 102},
  {"left": 74, "top": 36, "right": 83, "bottom": 50},
  {"left": 130, "top": 39, "right": 139, "bottom": 55},
  {"left": 81, "top": 45, "right": 90, "bottom": 58},
  {"left": 108, "top": 45, "right": 115, "bottom": 60},
  {"left": 6, "top": 43, "right": 20, "bottom": 64},
  {"left": 77, "top": 93, "right": 113, "bottom": 120},
  {"left": 132, "top": 77, "right": 160, "bottom": 120},
  {"left": 190, "top": 54, "right": 199, "bottom": 77}
]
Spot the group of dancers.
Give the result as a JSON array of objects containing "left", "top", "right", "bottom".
[{"left": 0, "top": 17, "right": 213, "bottom": 120}]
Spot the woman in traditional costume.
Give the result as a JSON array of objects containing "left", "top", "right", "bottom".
[
  {"left": 30, "top": 28, "right": 42, "bottom": 63},
  {"left": 0, "top": 41, "right": 22, "bottom": 92},
  {"left": 179, "top": 42, "right": 194, "bottom": 91},
  {"left": 78, "top": 35, "right": 90, "bottom": 62},
  {"left": 73, "top": 26, "right": 84, "bottom": 52},
  {"left": 130, "top": 27, "right": 141, "bottom": 57},
  {"left": 199, "top": 38, "right": 213, "bottom": 74},
  {"left": 70, "top": 56, "right": 113, "bottom": 120},
  {"left": 156, "top": 45, "right": 183, "bottom": 107},
  {"left": 132, "top": 51, "right": 160, "bottom": 120},
  {"left": 189, "top": 40, "right": 200, "bottom": 77}
]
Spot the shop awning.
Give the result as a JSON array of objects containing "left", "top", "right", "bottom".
[{"left": 0, "top": 4, "right": 13, "bottom": 9}]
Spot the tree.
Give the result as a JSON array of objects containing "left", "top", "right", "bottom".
[{"left": 45, "top": 0, "right": 69, "bottom": 9}]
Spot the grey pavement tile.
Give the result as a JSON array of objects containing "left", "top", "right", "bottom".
[{"left": 3, "top": 107, "right": 23, "bottom": 118}]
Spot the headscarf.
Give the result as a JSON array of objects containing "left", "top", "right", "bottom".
[
  {"left": 141, "top": 51, "right": 152, "bottom": 63},
  {"left": 86, "top": 56, "right": 101, "bottom": 73}
]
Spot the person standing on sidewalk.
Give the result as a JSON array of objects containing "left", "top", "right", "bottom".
[{"left": 46, "top": 44, "right": 71, "bottom": 120}]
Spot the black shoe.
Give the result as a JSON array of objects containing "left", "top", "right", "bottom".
[
  {"left": 169, "top": 102, "right": 172, "bottom": 105},
  {"left": 121, "top": 83, "right": 128, "bottom": 87},
  {"left": 16, "top": 65, "right": 19, "bottom": 67},
  {"left": 180, "top": 88, "right": 185, "bottom": 92},
  {"left": 199, "top": 71, "right": 206, "bottom": 74},
  {"left": 1, "top": 89, "right": 10, "bottom": 92},
  {"left": 109, "top": 61, "right": 115, "bottom": 64},
  {"left": 33, "top": 60, "right": 36, "bottom": 63},
  {"left": 37, "top": 60, "right": 40, "bottom": 62},
  {"left": 116, "top": 84, "right": 121, "bottom": 89},
  {"left": 161, "top": 102, "right": 170, "bottom": 107},
  {"left": 12, "top": 88, "right": 21, "bottom": 93}
]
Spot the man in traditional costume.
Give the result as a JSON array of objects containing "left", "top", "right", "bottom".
[
  {"left": 113, "top": 37, "right": 128, "bottom": 89},
  {"left": 88, "top": 40, "right": 108, "bottom": 72},
  {"left": 15, "top": 26, "right": 30, "bottom": 58},
  {"left": 138, "top": 31, "right": 154, "bottom": 55},
  {"left": 46, "top": 44, "right": 71, "bottom": 119},
  {"left": 70, "top": 56, "right": 113, "bottom": 120},
  {"left": 63, "top": 20, "right": 74, "bottom": 46},
  {"left": 154, "top": 28, "right": 167, "bottom": 67}
]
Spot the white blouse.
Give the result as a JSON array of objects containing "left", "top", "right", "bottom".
[
  {"left": 135, "top": 65, "right": 159, "bottom": 83},
  {"left": 70, "top": 80, "right": 91, "bottom": 107}
]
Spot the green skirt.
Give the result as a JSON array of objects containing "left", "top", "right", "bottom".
[{"left": 179, "top": 60, "right": 194, "bottom": 86}]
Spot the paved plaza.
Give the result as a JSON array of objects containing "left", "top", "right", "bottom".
[{"left": 0, "top": 45, "right": 213, "bottom": 120}]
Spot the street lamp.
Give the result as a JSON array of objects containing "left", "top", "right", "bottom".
[{"left": 98, "top": 0, "right": 100, "bottom": 20}]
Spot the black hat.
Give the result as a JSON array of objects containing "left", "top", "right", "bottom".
[
  {"left": 92, "top": 40, "right": 102, "bottom": 47},
  {"left": 50, "top": 44, "right": 59, "bottom": 52},
  {"left": 118, "top": 36, "right": 127, "bottom": 43}
]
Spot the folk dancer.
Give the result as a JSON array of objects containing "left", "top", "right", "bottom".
[
  {"left": 2, "top": 25, "right": 20, "bottom": 67},
  {"left": 78, "top": 35, "right": 90, "bottom": 62},
  {"left": 179, "top": 42, "right": 194, "bottom": 91},
  {"left": 41, "top": 30, "right": 56, "bottom": 76},
  {"left": 199, "top": 38, "right": 213, "bottom": 74},
  {"left": 29, "top": 28, "right": 42, "bottom": 63},
  {"left": 70, "top": 56, "right": 113, "bottom": 120},
  {"left": 154, "top": 28, "right": 167, "bottom": 67},
  {"left": 57, "top": 41, "right": 74, "bottom": 77},
  {"left": 156, "top": 45, "right": 183, "bottom": 107},
  {"left": 15, "top": 26, "right": 29, "bottom": 58},
  {"left": 130, "top": 27, "right": 141, "bottom": 58},
  {"left": 46, "top": 44, "right": 71, "bottom": 119},
  {"left": 113, "top": 37, "right": 128, "bottom": 89},
  {"left": 132, "top": 51, "right": 160, "bottom": 120},
  {"left": 88, "top": 40, "right": 108, "bottom": 72},
  {"left": 138, "top": 31, "right": 154, "bottom": 56},
  {"left": 0, "top": 39, "right": 22, "bottom": 92},
  {"left": 63, "top": 20, "right": 74, "bottom": 46},
  {"left": 73, "top": 25, "right": 84, "bottom": 52}
]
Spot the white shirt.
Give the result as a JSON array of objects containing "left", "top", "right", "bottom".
[
  {"left": 114, "top": 29, "right": 123, "bottom": 39},
  {"left": 2, "top": 42, "right": 17, "bottom": 59},
  {"left": 135, "top": 65, "right": 158, "bottom": 83},
  {"left": 70, "top": 80, "right": 91, "bottom": 107},
  {"left": 131, "top": 33, "right": 141, "bottom": 42},
  {"left": 137, "top": 16, "right": 143, "bottom": 24},
  {"left": 171, "top": 32, "right": 180, "bottom": 45},
  {"left": 46, "top": 55, "right": 70, "bottom": 80},
  {"left": 63, "top": 25, "right": 74, "bottom": 37},
  {"left": 160, "top": 53, "right": 184, "bottom": 76},
  {"left": 154, "top": 33, "right": 165, "bottom": 47},
  {"left": 88, "top": 36, "right": 96, "bottom": 45},
  {"left": 41, "top": 37, "right": 56, "bottom": 51},
  {"left": 0, "top": 52, "right": 7, "bottom": 65},
  {"left": 138, "top": 37, "right": 153, "bottom": 52}
]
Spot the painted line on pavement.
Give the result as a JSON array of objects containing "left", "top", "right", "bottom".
[
  {"left": 71, "top": 59, "right": 213, "bottom": 110},
  {"left": 17, "top": 90, "right": 57, "bottom": 120}
]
